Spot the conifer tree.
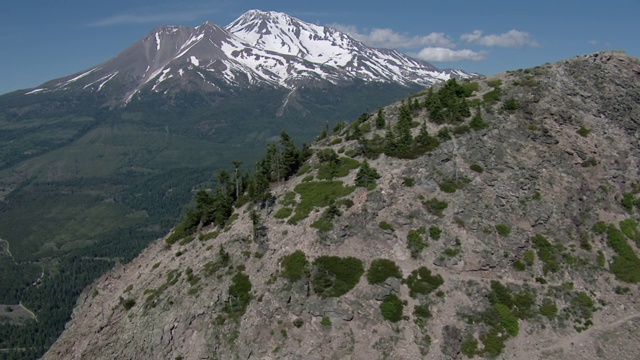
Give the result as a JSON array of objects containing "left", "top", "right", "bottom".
[{"left": 376, "top": 107, "right": 386, "bottom": 129}]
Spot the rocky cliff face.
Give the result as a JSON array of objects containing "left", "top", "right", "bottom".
[{"left": 44, "top": 51, "right": 640, "bottom": 359}]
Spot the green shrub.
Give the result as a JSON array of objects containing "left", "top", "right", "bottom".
[
  {"left": 379, "top": 221, "right": 394, "bottom": 231},
  {"left": 502, "top": 98, "right": 521, "bottom": 111},
  {"left": 470, "top": 164, "right": 484, "bottom": 173},
  {"left": 311, "top": 204, "right": 341, "bottom": 232},
  {"left": 495, "top": 224, "right": 511, "bottom": 236},
  {"left": 570, "top": 291, "right": 595, "bottom": 321},
  {"left": 512, "top": 290, "right": 536, "bottom": 320},
  {"left": 495, "top": 303, "right": 519, "bottom": 336},
  {"left": 403, "top": 177, "right": 415, "bottom": 187},
  {"left": 539, "top": 298, "right": 558, "bottom": 320},
  {"left": 407, "top": 229, "right": 427, "bottom": 258},
  {"left": 523, "top": 250, "right": 535, "bottom": 266},
  {"left": 355, "top": 161, "right": 381, "bottom": 189},
  {"left": 380, "top": 294, "right": 404, "bottom": 322},
  {"left": 321, "top": 316, "right": 332, "bottom": 327},
  {"left": 293, "top": 318, "right": 304, "bottom": 328},
  {"left": 225, "top": 272, "right": 252, "bottom": 318},
  {"left": 460, "top": 333, "right": 478, "bottom": 358},
  {"left": 459, "top": 82, "right": 480, "bottom": 96},
  {"left": 607, "top": 224, "right": 640, "bottom": 283},
  {"left": 480, "top": 329, "right": 505, "bottom": 357},
  {"left": 444, "top": 248, "right": 460, "bottom": 257},
  {"left": 615, "top": 286, "right": 631, "bottom": 295},
  {"left": 405, "top": 266, "right": 444, "bottom": 298},
  {"left": 453, "top": 124, "right": 471, "bottom": 135},
  {"left": 581, "top": 157, "right": 599, "bottom": 167},
  {"left": 367, "top": 259, "right": 403, "bottom": 285},
  {"left": 122, "top": 298, "right": 136, "bottom": 310},
  {"left": 487, "top": 79, "right": 502, "bottom": 87},
  {"left": 621, "top": 192, "right": 640, "bottom": 213},
  {"left": 483, "top": 87, "right": 502, "bottom": 104},
  {"left": 413, "top": 303, "right": 432, "bottom": 319},
  {"left": 312, "top": 256, "right": 364, "bottom": 297},
  {"left": 620, "top": 218, "right": 640, "bottom": 246},
  {"left": 532, "top": 234, "right": 560, "bottom": 274},
  {"left": 437, "top": 127, "right": 452, "bottom": 141},
  {"left": 597, "top": 251, "right": 606, "bottom": 267},
  {"left": 281, "top": 250, "right": 310, "bottom": 282},
  {"left": 423, "top": 198, "right": 448, "bottom": 217},
  {"left": 513, "top": 260, "right": 526, "bottom": 271},
  {"left": 592, "top": 221, "right": 608, "bottom": 234},
  {"left": 488, "top": 280, "right": 513, "bottom": 309},
  {"left": 577, "top": 127, "right": 591, "bottom": 137},
  {"left": 429, "top": 226, "right": 442, "bottom": 240},
  {"left": 439, "top": 180, "right": 459, "bottom": 193}
]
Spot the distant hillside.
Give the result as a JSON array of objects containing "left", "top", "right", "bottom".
[{"left": 42, "top": 51, "right": 640, "bottom": 360}]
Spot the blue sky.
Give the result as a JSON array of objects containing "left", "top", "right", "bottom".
[{"left": 1, "top": 0, "right": 638, "bottom": 95}]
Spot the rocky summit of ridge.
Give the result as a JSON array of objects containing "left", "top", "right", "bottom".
[
  {"left": 24, "top": 9, "right": 467, "bottom": 106},
  {"left": 43, "top": 51, "right": 640, "bottom": 360}
]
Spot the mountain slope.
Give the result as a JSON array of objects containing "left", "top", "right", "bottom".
[
  {"left": 43, "top": 51, "right": 640, "bottom": 360},
  {"left": 23, "top": 10, "right": 466, "bottom": 105}
]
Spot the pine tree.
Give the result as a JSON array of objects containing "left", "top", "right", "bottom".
[{"left": 376, "top": 107, "right": 386, "bottom": 129}]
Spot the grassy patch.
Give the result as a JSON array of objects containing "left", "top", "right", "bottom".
[
  {"left": 288, "top": 181, "right": 355, "bottom": 224},
  {"left": 274, "top": 207, "right": 293, "bottom": 219}
]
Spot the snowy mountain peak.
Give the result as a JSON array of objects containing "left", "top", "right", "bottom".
[{"left": 26, "top": 10, "right": 472, "bottom": 104}]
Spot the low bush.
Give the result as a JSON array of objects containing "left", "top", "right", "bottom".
[
  {"left": 495, "top": 223, "right": 511, "bottom": 237},
  {"left": 532, "top": 234, "right": 560, "bottom": 274},
  {"left": 224, "top": 272, "right": 252, "bottom": 318},
  {"left": 607, "top": 224, "right": 640, "bottom": 283},
  {"left": 429, "top": 226, "right": 442, "bottom": 240},
  {"left": 312, "top": 256, "right": 364, "bottom": 297},
  {"left": 470, "top": 163, "right": 484, "bottom": 173},
  {"left": 423, "top": 198, "right": 448, "bottom": 217},
  {"left": 122, "top": 298, "right": 136, "bottom": 310},
  {"left": 380, "top": 294, "right": 404, "bottom": 322},
  {"left": 367, "top": 259, "right": 403, "bottom": 285},
  {"left": 281, "top": 250, "right": 310, "bottom": 282},
  {"left": 577, "top": 127, "right": 591, "bottom": 137},
  {"left": 405, "top": 266, "right": 444, "bottom": 298},
  {"left": 539, "top": 298, "right": 558, "bottom": 320},
  {"left": 407, "top": 229, "right": 427, "bottom": 258},
  {"left": 379, "top": 221, "right": 394, "bottom": 231},
  {"left": 460, "top": 333, "right": 478, "bottom": 358}
]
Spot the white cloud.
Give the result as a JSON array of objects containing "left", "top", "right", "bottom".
[
  {"left": 331, "top": 24, "right": 453, "bottom": 49},
  {"left": 461, "top": 29, "right": 539, "bottom": 47},
  {"left": 413, "top": 47, "right": 486, "bottom": 62},
  {"left": 88, "top": 7, "right": 218, "bottom": 27}
]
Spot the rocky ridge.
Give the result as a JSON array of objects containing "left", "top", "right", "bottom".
[{"left": 44, "top": 51, "right": 640, "bottom": 359}]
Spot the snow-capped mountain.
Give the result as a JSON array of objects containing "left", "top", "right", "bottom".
[{"left": 26, "top": 10, "right": 470, "bottom": 105}]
